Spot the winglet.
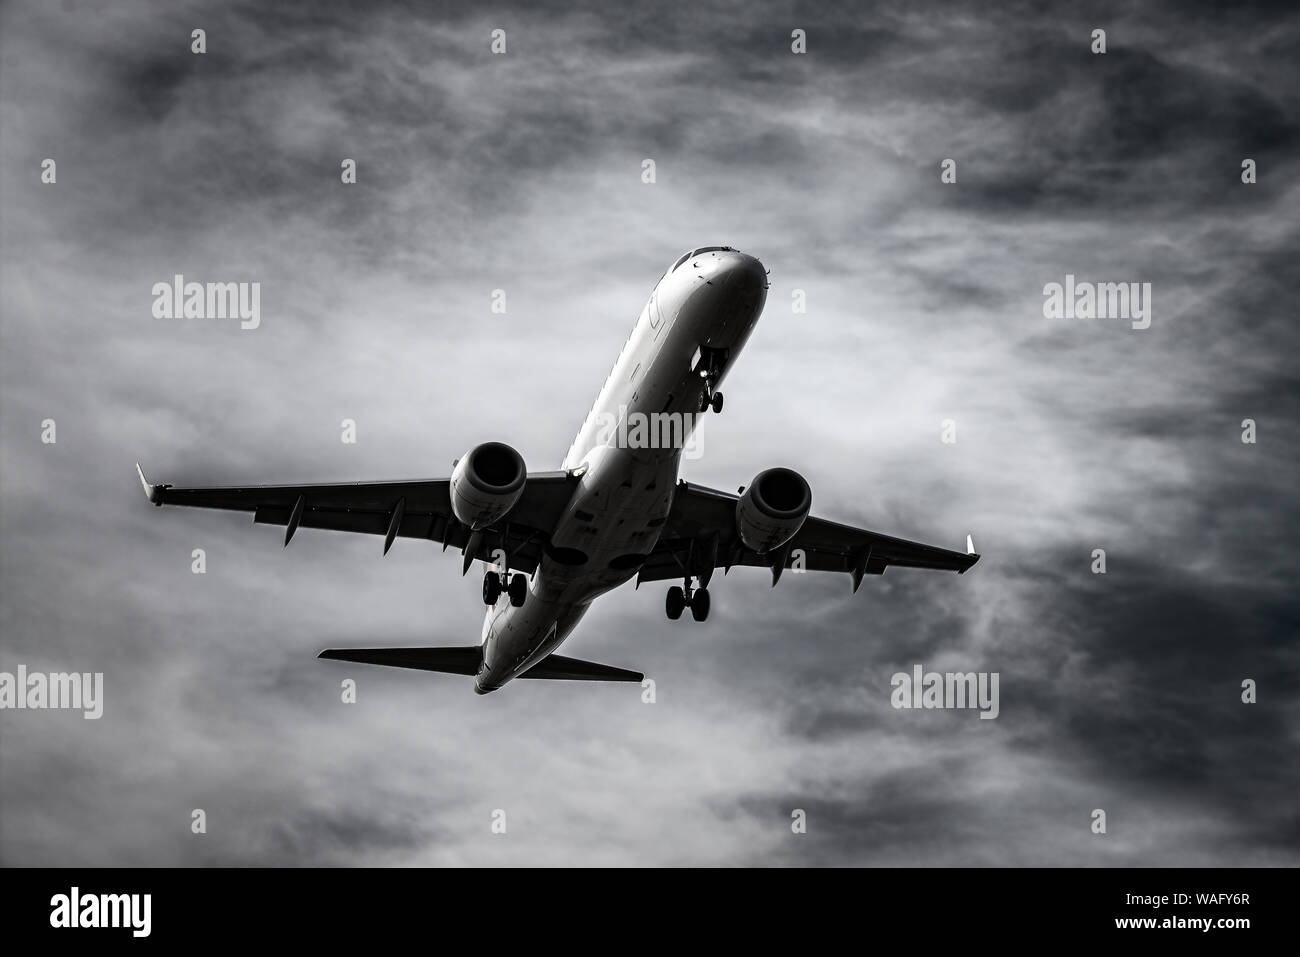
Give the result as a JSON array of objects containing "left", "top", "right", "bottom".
[
  {"left": 966, "top": 534, "right": 975, "bottom": 555},
  {"left": 136, "top": 462, "right": 167, "bottom": 506}
]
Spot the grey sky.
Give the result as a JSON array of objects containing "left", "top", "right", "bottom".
[{"left": 2, "top": 0, "right": 1297, "bottom": 865}]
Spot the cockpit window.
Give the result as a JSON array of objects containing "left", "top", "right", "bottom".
[{"left": 671, "top": 246, "right": 733, "bottom": 272}]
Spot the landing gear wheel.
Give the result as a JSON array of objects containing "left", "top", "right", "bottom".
[
  {"left": 690, "top": 587, "right": 710, "bottom": 622},
  {"left": 698, "top": 392, "right": 711, "bottom": 413},
  {"left": 482, "top": 571, "right": 502, "bottom": 605},
  {"left": 710, "top": 392, "right": 724, "bottom": 414},
  {"left": 666, "top": 586, "right": 686, "bottom": 620},
  {"left": 508, "top": 574, "right": 527, "bottom": 607}
]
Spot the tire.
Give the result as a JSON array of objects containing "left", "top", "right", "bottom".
[
  {"left": 666, "top": 586, "right": 685, "bottom": 620},
  {"left": 508, "top": 574, "right": 527, "bottom": 607},
  {"left": 710, "top": 392, "right": 724, "bottom": 414},
  {"left": 690, "top": 587, "right": 710, "bottom": 622},
  {"left": 482, "top": 571, "right": 501, "bottom": 605}
]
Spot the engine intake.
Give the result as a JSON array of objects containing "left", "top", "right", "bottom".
[
  {"left": 735, "top": 467, "right": 811, "bottom": 554},
  {"left": 451, "top": 442, "right": 526, "bottom": 529}
]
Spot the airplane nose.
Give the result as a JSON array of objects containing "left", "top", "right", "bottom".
[
  {"left": 680, "top": 248, "right": 769, "bottom": 322},
  {"left": 725, "top": 252, "right": 767, "bottom": 294},
  {"left": 701, "top": 250, "right": 767, "bottom": 295}
]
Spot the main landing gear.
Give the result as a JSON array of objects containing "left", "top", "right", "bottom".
[
  {"left": 483, "top": 570, "right": 527, "bottom": 607},
  {"left": 666, "top": 579, "right": 710, "bottom": 622}
]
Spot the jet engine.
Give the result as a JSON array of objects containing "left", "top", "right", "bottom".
[
  {"left": 735, "top": 467, "right": 811, "bottom": 554},
  {"left": 450, "top": 442, "right": 526, "bottom": 529}
]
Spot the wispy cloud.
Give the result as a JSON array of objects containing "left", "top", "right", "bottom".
[{"left": 2, "top": 0, "right": 1297, "bottom": 865}]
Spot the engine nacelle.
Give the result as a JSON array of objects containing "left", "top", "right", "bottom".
[
  {"left": 450, "top": 442, "right": 526, "bottom": 529},
  {"left": 735, "top": 468, "right": 811, "bottom": 554}
]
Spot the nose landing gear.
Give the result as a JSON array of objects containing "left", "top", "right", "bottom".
[{"left": 695, "top": 347, "right": 726, "bottom": 414}]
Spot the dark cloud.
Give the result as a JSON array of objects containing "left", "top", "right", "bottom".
[{"left": 2, "top": 0, "right": 1298, "bottom": 866}]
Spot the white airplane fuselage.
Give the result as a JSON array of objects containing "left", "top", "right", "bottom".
[{"left": 475, "top": 248, "right": 768, "bottom": 693}]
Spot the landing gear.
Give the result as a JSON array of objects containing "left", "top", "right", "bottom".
[
  {"left": 698, "top": 385, "right": 724, "bottom": 413},
  {"left": 665, "top": 579, "right": 710, "bottom": 622},
  {"left": 507, "top": 573, "right": 527, "bottom": 607},
  {"left": 696, "top": 347, "right": 726, "bottom": 414},
  {"left": 484, "top": 570, "right": 528, "bottom": 607},
  {"left": 666, "top": 586, "right": 686, "bottom": 620},
  {"left": 690, "top": 587, "right": 710, "bottom": 621}
]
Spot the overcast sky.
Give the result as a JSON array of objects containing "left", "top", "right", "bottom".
[{"left": 2, "top": 0, "right": 1297, "bottom": 866}]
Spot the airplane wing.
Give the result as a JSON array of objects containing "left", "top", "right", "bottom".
[
  {"left": 135, "top": 463, "right": 578, "bottom": 573},
  {"left": 636, "top": 480, "right": 979, "bottom": 591}
]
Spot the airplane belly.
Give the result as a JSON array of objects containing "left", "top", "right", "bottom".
[{"left": 539, "top": 447, "right": 675, "bottom": 605}]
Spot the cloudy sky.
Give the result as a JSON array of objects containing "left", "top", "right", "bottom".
[{"left": 2, "top": 0, "right": 1297, "bottom": 866}]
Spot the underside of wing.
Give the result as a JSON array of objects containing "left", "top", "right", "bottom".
[
  {"left": 638, "top": 480, "right": 978, "bottom": 590},
  {"left": 136, "top": 462, "right": 577, "bottom": 573}
]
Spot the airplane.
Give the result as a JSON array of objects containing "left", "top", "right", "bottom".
[{"left": 137, "top": 246, "right": 979, "bottom": 694}]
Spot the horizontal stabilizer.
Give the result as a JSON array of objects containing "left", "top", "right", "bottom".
[
  {"left": 519, "top": 654, "right": 643, "bottom": 682},
  {"left": 318, "top": 646, "right": 480, "bottom": 675},
  {"left": 317, "top": 646, "right": 642, "bottom": 683}
]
